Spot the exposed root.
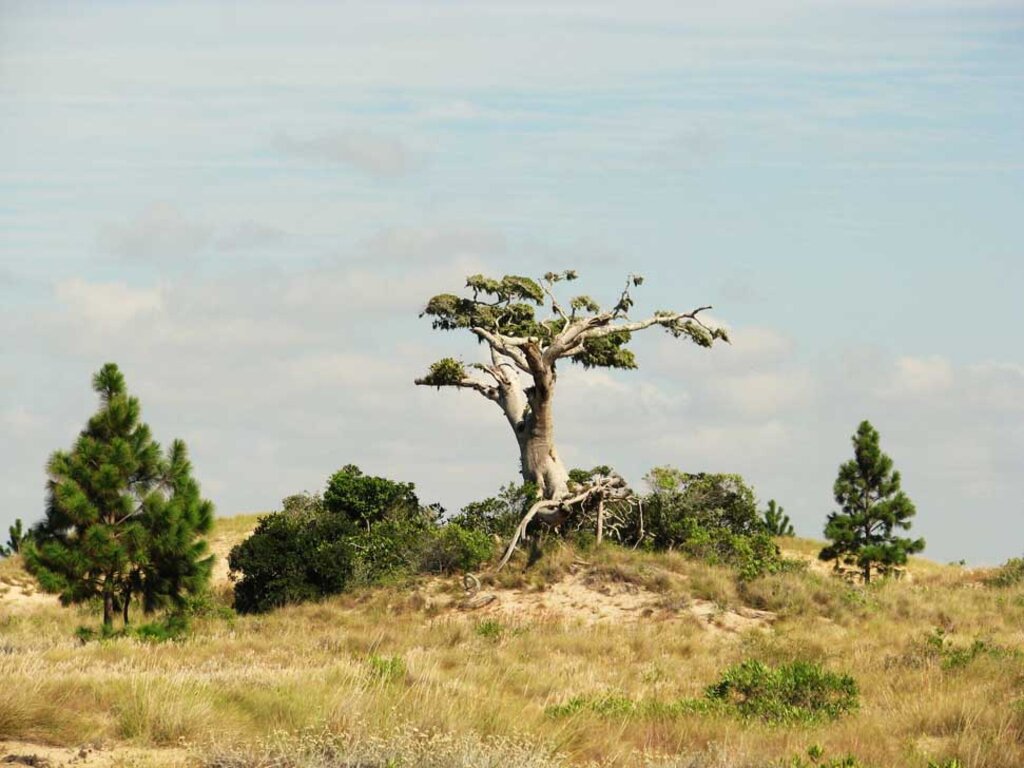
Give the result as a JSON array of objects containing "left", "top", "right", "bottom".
[{"left": 496, "top": 473, "right": 633, "bottom": 571}]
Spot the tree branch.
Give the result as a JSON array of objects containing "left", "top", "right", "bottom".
[{"left": 414, "top": 376, "right": 499, "bottom": 402}]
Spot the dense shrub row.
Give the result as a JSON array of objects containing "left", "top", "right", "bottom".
[
  {"left": 228, "top": 465, "right": 493, "bottom": 613},
  {"left": 229, "top": 463, "right": 798, "bottom": 613}
]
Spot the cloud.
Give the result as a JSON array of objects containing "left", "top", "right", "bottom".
[
  {"left": 54, "top": 278, "right": 163, "bottom": 330},
  {"left": 98, "top": 204, "right": 212, "bottom": 262},
  {"left": 364, "top": 226, "right": 506, "bottom": 263},
  {"left": 274, "top": 131, "right": 424, "bottom": 178},
  {"left": 215, "top": 221, "right": 290, "bottom": 251}
]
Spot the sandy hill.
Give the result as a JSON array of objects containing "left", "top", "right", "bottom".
[{"left": 0, "top": 516, "right": 1015, "bottom": 768}]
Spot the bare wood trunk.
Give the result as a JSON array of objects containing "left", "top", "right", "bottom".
[{"left": 103, "top": 589, "right": 114, "bottom": 631}]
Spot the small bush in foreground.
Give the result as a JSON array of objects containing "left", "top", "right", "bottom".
[
  {"left": 705, "top": 660, "right": 859, "bottom": 724},
  {"left": 548, "top": 660, "right": 858, "bottom": 726}
]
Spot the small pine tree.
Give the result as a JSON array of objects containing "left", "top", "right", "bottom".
[
  {"left": 25, "top": 363, "right": 214, "bottom": 629},
  {"left": 819, "top": 420, "right": 924, "bottom": 583},
  {"left": 762, "top": 500, "right": 795, "bottom": 537},
  {"left": 2, "top": 518, "right": 27, "bottom": 556}
]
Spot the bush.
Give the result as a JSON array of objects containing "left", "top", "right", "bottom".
[
  {"left": 449, "top": 482, "right": 535, "bottom": 538},
  {"left": 229, "top": 468, "right": 463, "bottom": 612},
  {"left": 985, "top": 557, "right": 1024, "bottom": 588},
  {"left": 419, "top": 524, "right": 494, "bottom": 574},
  {"left": 229, "top": 506, "right": 356, "bottom": 614},
  {"left": 704, "top": 660, "right": 859, "bottom": 724},
  {"left": 620, "top": 469, "right": 787, "bottom": 578}
]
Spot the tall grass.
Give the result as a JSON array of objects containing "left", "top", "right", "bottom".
[{"left": 0, "top": 532, "right": 1022, "bottom": 767}]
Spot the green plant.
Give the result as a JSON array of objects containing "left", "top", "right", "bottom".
[
  {"left": 704, "top": 660, "right": 859, "bottom": 724},
  {"left": 24, "top": 363, "right": 214, "bottom": 629},
  {"left": 985, "top": 557, "right": 1024, "bottom": 587},
  {"left": 820, "top": 420, "right": 924, "bottom": 583},
  {"left": 450, "top": 482, "right": 537, "bottom": 539},
  {"left": 228, "top": 504, "right": 356, "bottom": 614},
  {"left": 475, "top": 619, "right": 504, "bottom": 640},
  {"left": 1, "top": 518, "right": 28, "bottom": 557},
  {"left": 367, "top": 654, "right": 406, "bottom": 683},
  {"left": 418, "top": 523, "right": 494, "bottom": 575},
  {"left": 762, "top": 500, "right": 795, "bottom": 537}
]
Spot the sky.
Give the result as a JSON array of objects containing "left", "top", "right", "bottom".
[{"left": 1, "top": 0, "right": 1021, "bottom": 564}]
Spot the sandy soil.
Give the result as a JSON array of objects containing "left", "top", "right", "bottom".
[{"left": 0, "top": 741, "right": 188, "bottom": 768}]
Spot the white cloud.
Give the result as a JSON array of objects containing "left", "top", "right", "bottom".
[
  {"left": 54, "top": 278, "right": 164, "bottom": 330},
  {"left": 274, "top": 131, "right": 424, "bottom": 178},
  {"left": 98, "top": 203, "right": 212, "bottom": 262},
  {"left": 879, "top": 355, "right": 955, "bottom": 398}
]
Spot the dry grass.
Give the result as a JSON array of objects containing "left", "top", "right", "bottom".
[{"left": 1, "top": 527, "right": 1023, "bottom": 768}]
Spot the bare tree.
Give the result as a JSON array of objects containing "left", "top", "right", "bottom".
[{"left": 416, "top": 271, "right": 727, "bottom": 549}]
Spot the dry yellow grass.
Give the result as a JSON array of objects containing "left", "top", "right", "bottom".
[{"left": 1, "top": 523, "right": 1022, "bottom": 768}]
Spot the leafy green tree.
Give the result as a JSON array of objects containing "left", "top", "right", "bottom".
[
  {"left": 416, "top": 272, "right": 726, "bottom": 515},
  {"left": 324, "top": 464, "right": 419, "bottom": 530},
  {"left": 819, "top": 420, "right": 924, "bottom": 583},
  {"left": 762, "top": 500, "right": 795, "bottom": 537},
  {"left": 25, "top": 363, "right": 213, "bottom": 629},
  {"left": 2, "top": 518, "right": 27, "bottom": 557}
]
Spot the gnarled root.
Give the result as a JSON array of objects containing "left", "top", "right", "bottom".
[{"left": 496, "top": 473, "right": 633, "bottom": 571}]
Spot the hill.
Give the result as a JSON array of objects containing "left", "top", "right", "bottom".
[{"left": 0, "top": 516, "right": 1019, "bottom": 768}]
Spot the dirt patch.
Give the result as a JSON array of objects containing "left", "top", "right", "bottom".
[
  {"left": 428, "top": 570, "right": 775, "bottom": 635},
  {"left": 0, "top": 742, "right": 188, "bottom": 768},
  {"left": 0, "top": 567, "right": 58, "bottom": 615}
]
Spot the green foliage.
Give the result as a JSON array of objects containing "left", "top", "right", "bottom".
[
  {"left": 623, "top": 468, "right": 785, "bottom": 578},
  {"left": 985, "top": 557, "right": 1024, "bottom": 587},
  {"left": 418, "top": 524, "right": 494, "bottom": 575},
  {"left": 367, "top": 654, "right": 406, "bottom": 683},
  {"left": 74, "top": 612, "right": 192, "bottom": 644},
  {"left": 417, "top": 357, "right": 467, "bottom": 388},
  {"left": 474, "top": 618, "right": 504, "bottom": 640},
  {"left": 228, "top": 494, "right": 357, "bottom": 614},
  {"left": 25, "top": 363, "right": 213, "bottom": 629},
  {"left": 545, "top": 693, "right": 713, "bottom": 720},
  {"left": 1, "top": 518, "right": 28, "bottom": 556},
  {"left": 819, "top": 421, "right": 924, "bottom": 582},
  {"left": 762, "top": 500, "right": 795, "bottom": 537},
  {"left": 420, "top": 271, "right": 724, "bottom": 372},
  {"left": 231, "top": 468, "right": 489, "bottom": 613},
  {"left": 705, "top": 660, "right": 859, "bottom": 724},
  {"left": 547, "top": 661, "right": 858, "bottom": 726},
  {"left": 324, "top": 465, "right": 420, "bottom": 530},
  {"left": 780, "top": 745, "right": 870, "bottom": 768},
  {"left": 450, "top": 482, "right": 536, "bottom": 538},
  {"left": 905, "top": 627, "right": 1020, "bottom": 671}
]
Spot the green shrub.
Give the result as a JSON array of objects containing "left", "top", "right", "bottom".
[
  {"left": 704, "top": 660, "right": 859, "bottom": 724},
  {"left": 619, "top": 469, "right": 787, "bottom": 578},
  {"left": 450, "top": 482, "right": 535, "bottom": 538},
  {"left": 419, "top": 524, "right": 494, "bottom": 574},
  {"left": 228, "top": 500, "right": 357, "bottom": 614},
  {"left": 229, "top": 468, "right": 452, "bottom": 613},
  {"left": 367, "top": 654, "right": 406, "bottom": 683},
  {"left": 475, "top": 619, "right": 504, "bottom": 640},
  {"left": 985, "top": 557, "right": 1024, "bottom": 587}
]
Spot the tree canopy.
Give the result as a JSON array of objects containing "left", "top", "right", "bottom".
[
  {"left": 25, "top": 363, "right": 213, "bottom": 628},
  {"left": 819, "top": 420, "right": 924, "bottom": 582}
]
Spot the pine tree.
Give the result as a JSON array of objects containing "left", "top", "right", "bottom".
[
  {"left": 762, "top": 500, "right": 795, "bottom": 537},
  {"left": 819, "top": 420, "right": 924, "bottom": 583},
  {"left": 25, "top": 363, "right": 213, "bottom": 629},
  {"left": 2, "top": 518, "right": 27, "bottom": 556}
]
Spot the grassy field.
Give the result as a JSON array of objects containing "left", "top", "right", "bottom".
[{"left": 1, "top": 515, "right": 1022, "bottom": 767}]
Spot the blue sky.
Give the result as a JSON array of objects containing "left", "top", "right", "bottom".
[{"left": 1, "top": 0, "right": 1022, "bottom": 563}]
